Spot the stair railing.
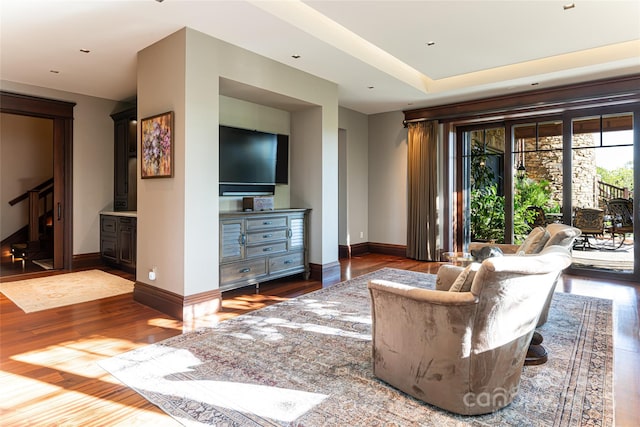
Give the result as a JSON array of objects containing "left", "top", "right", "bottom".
[{"left": 8, "top": 178, "right": 54, "bottom": 242}]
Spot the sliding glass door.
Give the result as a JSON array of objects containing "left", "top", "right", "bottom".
[
  {"left": 569, "top": 111, "right": 635, "bottom": 273},
  {"left": 457, "top": 107, "right": 638, "bottom": 281}
]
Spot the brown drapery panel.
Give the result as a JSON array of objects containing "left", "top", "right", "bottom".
[{"left": 407, "top": 120, "right": 439, "bottom": 261}]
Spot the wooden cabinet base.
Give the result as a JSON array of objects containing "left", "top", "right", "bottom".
[{"left": 219, "top": 209, "right": 309, "bottom": 292}]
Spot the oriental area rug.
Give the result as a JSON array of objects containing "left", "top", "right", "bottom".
[
  {"left": 0, "top": 269, "right": 134, "bottom": 313},
  {"left": 100, "top": 268, "right": 613, "bottom": 426}
]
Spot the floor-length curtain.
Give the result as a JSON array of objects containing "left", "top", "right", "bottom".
[{"left": 406, "top": 120, "right": 439, "bottom": 260}]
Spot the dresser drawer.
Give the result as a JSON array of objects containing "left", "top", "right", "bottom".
[
  {"left": 246, "top": 216, "right": 287, "bottom": 231},
  {"left": 246, "top": 229, "right": 288, "bottom": 245},
  {"left": 246, "top": 241, "right": 287, "bottom": 258},
  {"left": 269, "top": 252, "right": 304, "bottom": 274},
  {"left": 101, "top": 216, "right": 117, "bottom": 234},
  {"left": 220, "top": 258, "right": 267, "bottom": 285}
]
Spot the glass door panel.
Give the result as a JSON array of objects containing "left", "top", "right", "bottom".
[
  {"left": 463, "top": 127, "right": 506, "bottom": 245},
  {"left": 570, "top": 112, "right": 634, "bottom": 273},
  {"left": 512, "top": 120, "right": 564, "bottom": 243}
]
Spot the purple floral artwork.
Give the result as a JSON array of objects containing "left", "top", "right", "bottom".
[{"left": 141, "top": 112, "right": 173, "bottom": 178}]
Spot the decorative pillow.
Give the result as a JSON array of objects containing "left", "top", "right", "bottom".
[
  {"left": 518, "top": 226, "right": 550, "bottom": 254},
  {"left": 545, "top": 224, "right": 580, "bottom": 248},
  {"left": 449, "top": 262, "right": 481, "bottom": 292}
]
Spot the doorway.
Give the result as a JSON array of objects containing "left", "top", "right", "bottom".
[{"left": 0, "top": 91, "right": 74, "bottom": 278}]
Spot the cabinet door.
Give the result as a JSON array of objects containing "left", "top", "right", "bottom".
[
  {"left": 118, "top": 218, "right": 136, "bottom": 267},
  {"left": 220, "top": 219, "right": 244, "bottom": 262},
  {"left": 114, "top": 119, "right": 129, "bottom": 210},
  {"left": 288, "top": 214, "right": 306, "bottom": 251},
  {"left": 100, "top": 216, "right": 118, "bottom": 261}
]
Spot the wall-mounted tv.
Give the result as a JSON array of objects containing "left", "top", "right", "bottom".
[{"left": 219, "top": 125, "right": 288, "bottom": 196}]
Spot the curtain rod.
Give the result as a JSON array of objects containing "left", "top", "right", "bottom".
[{"left": 402, "top": 117, "right": 428, "bottom": 128}]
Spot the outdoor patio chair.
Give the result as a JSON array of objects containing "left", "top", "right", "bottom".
[
  {"left": 573, "top": 207, "right": 605, "bottom": 250},
  {"left": 605, "top": 198, "right": 634, "bottom": 249}
]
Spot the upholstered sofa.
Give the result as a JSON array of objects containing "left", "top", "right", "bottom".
[
  {"left": 468, "top": 223, "right": 581, "bottom": 256},
  {"left": 367, "top": 246, "right": 572, "bottom": 415},
  {"left": 458, "top": 223, "right": 581, "bottom": 327}
]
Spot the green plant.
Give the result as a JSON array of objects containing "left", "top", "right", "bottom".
[
  {"left": 470, "top": 185, "right": 504, "bottom": 242},
  {"left": 470, "top": 177, "right": 557, "bottom": 244}
]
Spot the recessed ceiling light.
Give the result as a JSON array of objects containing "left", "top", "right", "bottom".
[
  {"left": 367, "top": 86, "right": 374, "bottom": 89},
  {"left": 155, "top": 0, "right": 165, "bottom": 3},
  {"left": 426, "top": 41, "right": 436, "bottom": 47},
  {"left": 563, "top": 3, "right": 575, "bottom": 10},
  {"left": 49, "top": 69, "right": 60, "bottom": 74},
  {"left": 531, "top": 82, "right": 540, "bottom": 86},
  {"left": 80, "top": 48, "right": 90, "bottom": 53},
  {"left": 291, "top": 54, "right": 301, "bottom": 59}
]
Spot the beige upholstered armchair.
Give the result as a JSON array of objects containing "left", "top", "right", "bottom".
[{"left": 368, "top": 246, "right": 572, "bottom": 415}]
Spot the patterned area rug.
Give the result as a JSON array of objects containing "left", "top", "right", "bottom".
[
  {"left": 100, "top": 268, "right": 613, "bottom": 426},
  {"left": 0, "top": 269, "right": 134, "bottom": 313}
]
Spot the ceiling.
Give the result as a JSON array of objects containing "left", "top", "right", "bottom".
[{"left": 1, "top": 0, "right": 639, "bottom": 115}]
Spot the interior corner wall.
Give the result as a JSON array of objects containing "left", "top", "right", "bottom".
[
  {"left": 137, "top": 27, "right": 340, "bottom": 296},
  {"left": 368, "top": 110, "right": 408, "bottom": 245},
  {"left": 338, "top": 128, "right": 348, "bottom": 246},
  {"left": 0, "top": 80, "right": 119, "bottom": 255},
  {"left": 338, "top": 107, "right": 369, "bottom": 246},
  {"left": 0, "top": 113, "right": 53, "bottom": 241},
  {"left": 137, "top": 29, "right": 188, "bottom": 295}
]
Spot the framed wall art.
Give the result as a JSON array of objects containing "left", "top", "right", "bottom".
[{"left": 141, "top": 111, "right": 174, "bottom": 178}]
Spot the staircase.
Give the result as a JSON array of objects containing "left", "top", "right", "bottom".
[{"left": 4, "top": 178, "right": 54, "bottom": 270}]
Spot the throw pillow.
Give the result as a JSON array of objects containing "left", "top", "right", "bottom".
[
  {"left": 545, "top": 224, "right": 580, "bottom": 248},
  {"left": 518, "top": 226, "right": 550, "bottom": 254},
  {"left": 449, "top": 262, "right": 481, "bottom": 292}
]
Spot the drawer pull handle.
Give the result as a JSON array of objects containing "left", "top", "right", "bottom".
[
  {"left": 263, "top": 247, "right": 273, "bottom": 252},
  {"left": 239, "top": 268, "right": 251, "bottom": 273},
  {"left": 284, "top": 259, "right": 293, "bottom": 264},
  {"left": 263, "top": 221, "right": 272, "bottom": 225},
  {"left": 263, "top": 233, "right": 273, "bottom": 238}
]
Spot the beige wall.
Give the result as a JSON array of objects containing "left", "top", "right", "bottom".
[
  {"left": 0, "top": 113, "right": 53, "bottom": 241},
  {"left": 137, "top": 28, "right": 340, "bottom": 297},
  {"left": 0, "top": 80, "right": 120, "bottom": 254},
  {"left": 368, "top": 110, "right": 408, "bottom": 245},
  {"left": 218, "top": 95, "right": 291, "bottom": 211},
  {"left": 338, "top": 107, "right": 369, "bottom": 246}
]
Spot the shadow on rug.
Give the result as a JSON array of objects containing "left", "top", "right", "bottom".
[{"left": 100, "top": 268, "right": 613, "bottom": 426}]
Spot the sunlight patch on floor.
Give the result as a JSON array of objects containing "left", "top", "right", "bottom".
[{"left": 101, "top": 346, "right": 327, "bottom": 423}]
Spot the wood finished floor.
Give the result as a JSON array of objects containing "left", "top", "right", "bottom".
[{"left": 0, "top": 254, "right": 638, "bottom": 426}]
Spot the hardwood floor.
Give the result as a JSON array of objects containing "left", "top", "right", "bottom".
[{"left": 1, "top": 254, "right": 638, "bottom": 426}]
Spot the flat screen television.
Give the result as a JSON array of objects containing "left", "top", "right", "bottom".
[{"left": 219, "top": 125, "right": 288, "bottom": 196}]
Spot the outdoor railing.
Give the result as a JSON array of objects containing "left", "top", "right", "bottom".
[{"left": 598, "top": 180, "right": 631, "bottom": 205}]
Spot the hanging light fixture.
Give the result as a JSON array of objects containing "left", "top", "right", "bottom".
[{"left": 516, "top": 138, "right": 526, "bottom": 180}]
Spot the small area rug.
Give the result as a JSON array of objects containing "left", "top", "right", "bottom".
[
  {"left": 0, "top": 269, "right": 134, "bottom": 313},
  {"left": 100, "top": 268, "right": 613, "bottom": 426}
]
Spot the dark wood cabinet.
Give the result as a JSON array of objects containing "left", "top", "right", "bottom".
[
  {"left": 100, "top": 213, "right": 136, "bottom": 273},
  {"left": 110, "top": 107, "right": 137, "bottom": 211}
]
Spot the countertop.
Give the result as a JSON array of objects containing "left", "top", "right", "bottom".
[{"left": 100, "top": 211, "right": 137, "bottom": 218}]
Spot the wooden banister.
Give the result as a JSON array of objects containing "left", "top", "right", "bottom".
[
  {"left": 7, "top": 178, "right": 54, "bottom": 245},
  {"left": 8, "top": 178, "right": 54, "bottom": 206}
]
